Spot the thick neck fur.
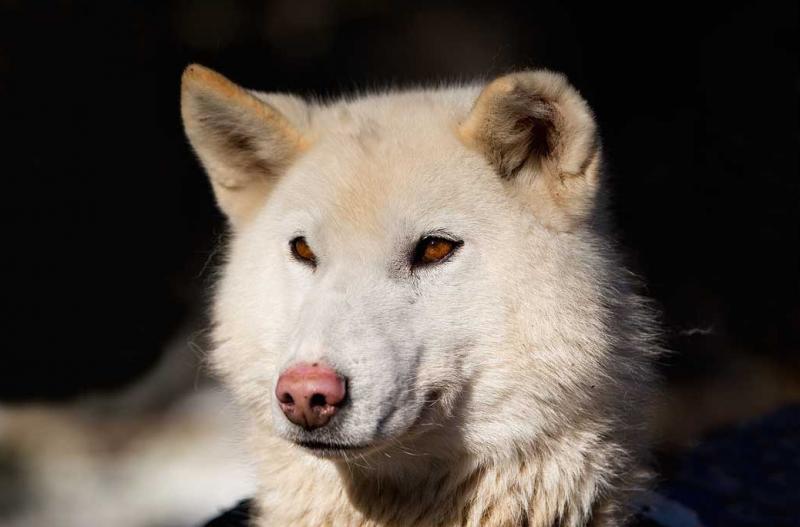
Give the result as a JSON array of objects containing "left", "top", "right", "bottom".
[{"left": 251, "top": 423, "right": 640, "bottom": 527}]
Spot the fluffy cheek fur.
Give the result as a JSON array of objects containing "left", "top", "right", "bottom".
[
  {"left": 209, "top": 226, "right": 293, "bottom": 430},
  {"left": 421, "top": 213, "right": 622, "bottom": 460}
]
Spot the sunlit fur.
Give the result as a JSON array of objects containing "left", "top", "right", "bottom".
[{"left": 182, "top": 64, "right": 662, "bottom": 526}]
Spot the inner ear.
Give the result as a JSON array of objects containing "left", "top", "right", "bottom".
[
  {"left": 501, "top": 92, "right": 560, "bottom": 177},
  {"left": 190, "top": 92, "right": 281, "bottom": 179}
]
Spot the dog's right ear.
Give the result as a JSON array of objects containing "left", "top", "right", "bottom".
[{"left": 181, "top": 64, "right": 309, "bottom": 226}]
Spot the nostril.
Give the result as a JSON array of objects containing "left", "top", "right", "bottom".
[
  {"left": 278, "top": 392, "right": 294, "bottom": 405},
  {"left": 309, "top": 393, "right": 326, "bottom": 408}
]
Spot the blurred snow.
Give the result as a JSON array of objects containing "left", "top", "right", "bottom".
[{"left": 0, "top": 339, "right": 256, "bottom": 527}]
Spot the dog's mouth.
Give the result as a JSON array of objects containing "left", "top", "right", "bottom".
[
  {"left": 287, "top": 389, "right": 447, "bottom": 459},
  {"left": 295, "top": 440, "right": 374, "bottom": 458}
]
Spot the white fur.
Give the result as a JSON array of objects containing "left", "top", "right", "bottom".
[{"left": 182, "top": 65, "right": 662, "bottom": 526}]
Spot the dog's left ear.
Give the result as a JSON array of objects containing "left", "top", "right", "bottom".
[{"left": 459, "top": 71, "right": 601, "bottom": 230}]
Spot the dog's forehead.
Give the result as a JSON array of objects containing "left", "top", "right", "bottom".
[
  {"left": 284, "top": 90, "right": 486, "bottom": 234},
  {"left": 313, "top": 91, "right": 471, "bottom": 160}
]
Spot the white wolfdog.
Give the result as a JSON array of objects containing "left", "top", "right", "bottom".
[{"left": 181, "top": 64, "right": 661, "bottom": 527}]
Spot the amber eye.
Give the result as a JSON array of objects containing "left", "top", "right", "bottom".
[
  {"left": 412, "top": 236, "right": 461, "bottom": 267},
  {"left": 290, "top": 237, "right": 316, "bottom": 266}
]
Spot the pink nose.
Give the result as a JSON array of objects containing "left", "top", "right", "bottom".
[{"left": 275, "top": 363, "right": 347, "bottom": 430}]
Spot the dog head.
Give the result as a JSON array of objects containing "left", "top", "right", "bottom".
[{"left": 182, "top": 65, "right": 621, "bottom": 460}]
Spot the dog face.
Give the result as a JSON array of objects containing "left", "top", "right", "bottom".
[{"left": 182, "top": 65, "right": 609, "bottom": 458}]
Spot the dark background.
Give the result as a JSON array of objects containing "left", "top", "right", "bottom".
[{"left": 2, "top": 1, "right": 797, "bottom": 408}]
